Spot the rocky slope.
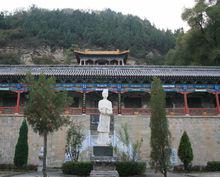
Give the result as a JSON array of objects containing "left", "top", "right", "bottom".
[{"left": 0, "top": 47, "right": 144, "bottom": 65}]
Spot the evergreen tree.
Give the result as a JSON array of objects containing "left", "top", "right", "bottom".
[
  {"left": 150, "top": 77, "right": 171, "bottom": 177},
  {"left": 0, "top": 7, "right": 176, "bottom": 63},
  {"left": 178, "top": 131, "right": 193, "bottom": 171},
  {"left": 14, "top": 119, "right": 28, "bottom": 168},
  {"left": 24, "top": 74, "right": 71, "bottom": 177}
]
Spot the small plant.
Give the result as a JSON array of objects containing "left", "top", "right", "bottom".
[
  {"left": 66, "top": 121, "right": 85, "bottom": 162},
  {"left": 178, "top": 131, "right": 193, "bottom": 171},
  {"left": 115, "top": 123, "right": 143, "bottom": 161},
  {"left": 14, "top": 119, "right": 28, "bottom": 168}
]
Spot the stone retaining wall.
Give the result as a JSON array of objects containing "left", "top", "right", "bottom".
[{"left": 0, "top": 115, "right": 219, "bottom": 167}]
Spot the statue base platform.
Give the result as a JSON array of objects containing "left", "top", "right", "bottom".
[
  {"left": 93, "top": 146, "right": 113, "bottom": 156},
  {"left": 90, "top": 146, "right": 119, "bottom": 177},
  {"left": 37, "top": 166, "right": 42, "bottom": 172}
]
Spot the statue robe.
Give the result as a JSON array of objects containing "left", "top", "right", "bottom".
[{"left": 97, "top": 98, "right": 112, "bottom": 145}]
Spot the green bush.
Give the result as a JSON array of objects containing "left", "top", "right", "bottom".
[
  {"left": 62, "top": 161, "right": 93, "bottom": 176},
  {"left": 206, "top": 161, "right": 220, "bottom": 171},
  {"left": 116, "top": 161, "right": 146, "bottom": 176},
  {"left": 62, "top": 161, "right": 146, "bottom": 176}
]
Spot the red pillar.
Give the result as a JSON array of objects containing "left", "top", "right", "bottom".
[
  {"left": 82, "top": 92, "right": 86, "bottom": 114},
  {"left": 15, "top": 91, "right": 21, "bottom": 114},
  {"left": 118, "top": 92, "right": 122, "bottom": 115},
  {"left": 181, "top": 92, "right": 190, "bottom": 115},
  {"left": 215, "top": 93, "right": 220, "bottom": 115}
]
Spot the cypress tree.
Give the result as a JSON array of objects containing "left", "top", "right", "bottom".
[
  {"left": 150, "top": 77, "right": 171, "bottom": 177},
  {"left": 14, "top": 119, "right": 29, "bottom": 168},
  {"left": 178, "top": 131, "right": 193, "bottom": 171}
]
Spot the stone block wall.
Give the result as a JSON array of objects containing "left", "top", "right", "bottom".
[
  {"left": 0, "top": 115, "right": 90, "bottom": 167},
  {"left": 115, "top": 115, "right": 220, "bottom": 166},
  {"left": 0, "top": 115, "right": 220, "bottom": 167}
]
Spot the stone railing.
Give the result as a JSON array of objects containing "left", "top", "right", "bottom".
[
  {"left": 121, "top": 108, "right": 150, "bottom": 115},
  {"left": 189, "top": 108, "right": 217, "bottom": 116},
  {"left": 0, "top": 107, "right": 218, "bottom": 116},
  {"left": 0, "top": 106, "right": 16, "bottom": 114}
]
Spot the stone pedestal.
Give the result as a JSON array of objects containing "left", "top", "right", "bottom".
[
  {"left": 37, "top": 158, "right": 43, "bottom": 172},
  {"left": 90, "top": 146, "right": 119, "bottom": 177},
  {"left": 90, "top": 170, "right": 119, "bottom": 177}
]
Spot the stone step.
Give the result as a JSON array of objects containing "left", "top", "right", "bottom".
[{"left": 90, "top": 170, "right": 119, "bottom": 177}]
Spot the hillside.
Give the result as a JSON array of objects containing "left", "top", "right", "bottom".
[{"left": 0, "top": 7, "right": 177, "bottom": 65}]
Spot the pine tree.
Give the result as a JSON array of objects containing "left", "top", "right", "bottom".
[
  {"left": 14, "top": 119, "right": 29, "bottom": 168},
  {"left": 150, "top": 77, "right": 171, "bottom": 177},
  {"left": 178, "top": 131, "right": 193, "bottom": 171}
]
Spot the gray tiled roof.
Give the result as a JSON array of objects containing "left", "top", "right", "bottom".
[{"left": 0, "top": 65, "right": 219, "bottom": 78}]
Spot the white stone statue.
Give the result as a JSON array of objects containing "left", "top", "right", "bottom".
[{"left": 97, "top": 89, "right": 113, "bottom": 146}]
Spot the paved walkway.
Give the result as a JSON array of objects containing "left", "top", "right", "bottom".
[
  {"left": 147, "top": 172, "right": 220, "bottom": 177},
  {"left": 0, "top": 171, "right": 73, "bottom": 177},
  {"left": 2, "top": 171, "right": 184, "bottom": 177},
  {"left": 146, "top": 171, "right": 187, "bottom": 177},
  {"left": 185, "top": 172, "right": 220, "bottom": 177},
  {"left": 3, "top": 170, "right": 220, "bottom": 177},
  {"left": 146, "top": 171, "right": 220, "bottom": 177}
]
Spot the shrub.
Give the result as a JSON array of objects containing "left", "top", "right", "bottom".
[
  {"left": 206, "top": 161, "right": 220, "bottom": 171},
  {"left": 178, "top": 131, "right": 193, "bottom": 171},
  {"left": 62, "top": 161, "right": 92, "bottom": 176},
  {"left": 62, "top": 161, "right": 146, "bottom": 176},
  {"left": 116, "top": 161, "right": 146, "bottom": 176}
]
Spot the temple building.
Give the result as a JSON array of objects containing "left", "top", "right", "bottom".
[
  {"left": 0, "top": 50, "right": 219, "bottom": 116},
  {"left": 1, "top": 50, "right": 220, "bottom": 167},
  {"left": 74, "top": 49, "right": 129, "bottom": 65}
]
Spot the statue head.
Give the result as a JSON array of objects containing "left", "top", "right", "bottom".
[{"left": 102, "top": 89, "right": 108, "bottom": 99}]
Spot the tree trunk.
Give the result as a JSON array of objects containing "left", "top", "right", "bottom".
[
  {"left": 163, "top": 169, "right": 167, "bottom": 177},
  {"left": 184, "top": 161, "right": 188, "bottom": 171},
  {"left": 43, "top": 132, "right": 47, "bottom": 177}
]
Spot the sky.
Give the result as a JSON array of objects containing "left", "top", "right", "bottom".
[{"left": 0, "top": 0, "right": 196, "bottom": 30}]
